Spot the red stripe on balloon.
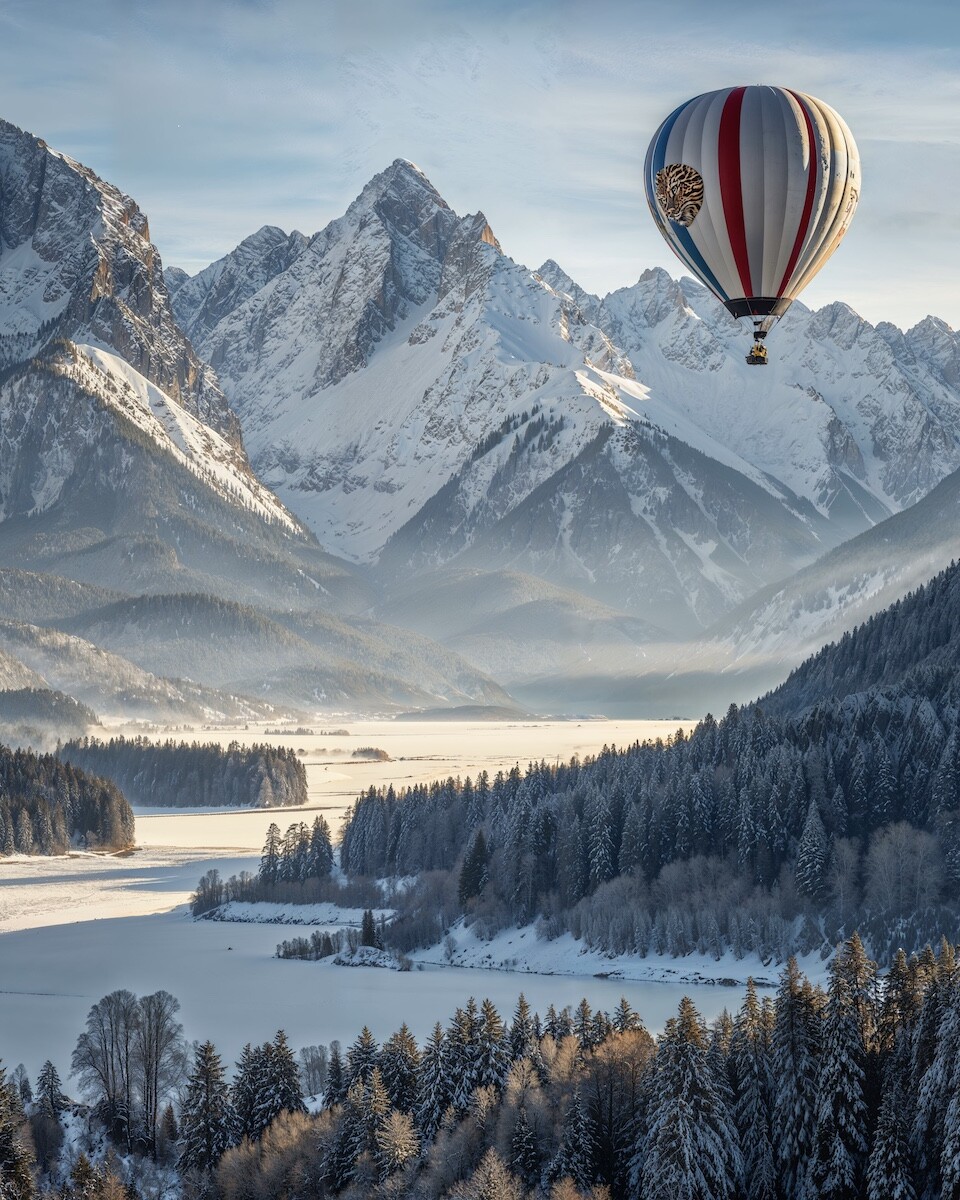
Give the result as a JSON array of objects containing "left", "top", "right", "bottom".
[
  {"left": 718, "top": 86, "right": 753, "bottom": 298},
  {"left": 777, "top": 92, "right": 819, "bottom": 297}
]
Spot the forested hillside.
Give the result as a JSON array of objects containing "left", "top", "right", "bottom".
[
  {"left": 0, "top": 742, "right": 133, "bottom": 854},
  {"left": 0, "top": 687, "right": 98, "bottom": 736},
  {"left": 763, "top": 559, "right": 960, "bottom": 716},
  {"left": 59, "top": 737, "right": 307, "bottom": 808},
  {"left": 339, "top": 562, "right": 960, "bottom": 964}
]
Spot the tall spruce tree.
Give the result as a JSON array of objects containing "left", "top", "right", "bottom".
[
  {"left": 547, "top": 1089, "right": 594, "bottom": 1190},
  {"left": 475, "top": 999, "right": 509, "bottom": 1092},
  {"left": 380, "top": 1025, "right": 420, "bottom": 1113},
  {"left": 0, "top": 1063, "right": 34, "bottom": 1200},
  {"left": 809, "top": 943, "right": 870, "bottom": 1200},
  {"left": 35, "top": 1061, "right": 66, "bottom": 1119},
  {"left": 415, "top": 1023, "right": 449, "bottom": 1143},
  {"left": 177, "top": 1041, "right": 238, "bottom": 1175},
  {"left": 771, "top": 957, "right": 821, "bottom": 1200},
  {"left": 732, "top": 980, "right": 776, "bottom": 1200},
  {"left": 637, "top": 998, "right": 741, "bottom": 1200},
  {"left": 458, "top": 829, "right": 489, "bottom": 906},
  {"left": 867, "top": 1080, "right": 917, "bottom": 1200},
  {"left": 795, "top": 800, "right": 829, "bottom": 898},
  {"left": 325, "top": 1041, "right": 346, "bottom": 1107}
]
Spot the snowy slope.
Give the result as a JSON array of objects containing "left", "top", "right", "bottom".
[
  {"left": 74, "top": 343, "right": 300, "bottom": 531},
  {"left": 566, "top": 265, "right": 960, "bottom": 527}
]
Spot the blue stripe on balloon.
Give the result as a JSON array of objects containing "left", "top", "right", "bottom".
[{"left": 647, "top": 94, "right": 729, "bottom": 302}]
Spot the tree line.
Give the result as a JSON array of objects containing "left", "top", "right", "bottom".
[
  {"left": 59, "top": 736, "right": 307, "bottom": 808},
  {"left": 0, "top": 741, "right": 133, "bottom": 856},
  {"left": 8, "top": 935, "right": 960, "bottom": 1198}
]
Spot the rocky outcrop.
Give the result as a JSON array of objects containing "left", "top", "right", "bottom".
[{"left": 0, "top": 117, "right": 241, "bottom": 443}]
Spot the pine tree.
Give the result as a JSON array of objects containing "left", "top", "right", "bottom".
[
  {"left": 867, "top": 1082, "right": 917, "bottom": 1200},
  {"left": 732, "top": 980, "right": 776, "bottom": 1200},
  {"left": 380, "top": 1024, "right": 420, "bottom": 1113},
  {"left": 244, "top": 1030, "right": 305, "bottom": 1139},
  {"left": 637, "top": 998, "right": 742, "bottom": 1200},
  {"left": 415, "top": 1023, "right": 449, "bottom": 1142},
  {"left": 509, "top": 1103, "right": 540, "bottom": 1188},
  {"left": 360, "top": 909, "right": 379, "bottom": 949},
  {"left": 913, "top": 977, "right": 960, "bottom": 1196},
  {"left": 547, "top": 1089, "right": 593, "bottom": 1190},
  {"left": 613, "top": 996, "right": 642, "bottom": 1034},
  {"left": 309, "top": 814, "right": 334, "bottom": 878},
  {"left": 260, "top": 822, "right": 282, "bottom": 885},
  {"left": 771, "top": 957, "right": 821, "bottom": 1200},
  {"left": 573, "top": 998, "right": 595, "bottom": 1051},
  {"left": 795, "top": 800, "right": 829, "bottom": 899},
  {"left": 809, "top": 945, "right": 869, "bottom": 1200},
  {"left": 360, "top": 1067, "right": 392, "bottom": 1162},
  {"left": 458, "top": 829, "right": 489, "bottom": 906},
  {"left": 0, "top": 1062, "right": 35, "bottom": 1200},
  {"left": 324, "top": 1079, "right": 366, "bottom": 1191},
  {"left": 177, "top": 1041, "right": 238, "bottom": 1174},
  {"left": 346, "top": 1027, "right": 380, "bottom": 1088},
  {"left": 475, "top": 998, "right": 509, "bottom": 1092},
  {"left": 35, "top": 1060, "right": 66, "bottom": 1119},
  {"left": 232, "top": 1043, "right": 258, "bottom": 1140},
  {"left": 509, "top": 993, "right": 536, "bottom": 1061},
  {"left": 446, "top": 1000, "right": 481, "bottom": 1113},
  {"left": 325, "top": 1042, "right": 346, "bottom": 1107}
]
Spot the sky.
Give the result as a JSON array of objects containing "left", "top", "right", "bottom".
[{"left": 1, "top": 0, "right": 958, "bottom": 331}]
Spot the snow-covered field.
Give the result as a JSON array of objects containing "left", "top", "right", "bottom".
[{"left": 1, "top": 717, "right": 758, "bottom": 1082}]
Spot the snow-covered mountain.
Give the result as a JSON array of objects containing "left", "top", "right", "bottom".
[
  {"left": 172, "top": 160, "right": 960, "bottom": 647},
  {"left": 0, "top": 120, "right": 514, "bottom": 717},
  {"left": 0, "top": 116, "right": 332, "bottom": 604},
  {"left": 0, "top": 117, "right": 238, "bottom": 441},
  {"left": 550, "top": 263, "right": 960, "bottom": 527},
  {"left": 171, "top": 160, "right": 863, "bottom": 636}
]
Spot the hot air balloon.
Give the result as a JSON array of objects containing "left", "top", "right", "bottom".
[{"left": 644, "top": 86, "right": 860, "bottom": 365}]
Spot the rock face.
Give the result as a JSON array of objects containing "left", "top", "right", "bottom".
[{"left": 0, "top": 117, "right": 238, "bottom": 442}]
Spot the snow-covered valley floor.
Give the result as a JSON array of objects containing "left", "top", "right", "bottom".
[{"left": 0, "top": 717, "right": 763, "bottom": 1080}]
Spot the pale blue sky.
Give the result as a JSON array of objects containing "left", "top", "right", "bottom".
[{"left": 1, "top": 0, "right": 958, "bottom": 330}]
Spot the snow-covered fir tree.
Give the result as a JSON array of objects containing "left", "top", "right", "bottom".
[
  {"left": 177, "top": 1040, "right": 238, "bottom": 1175},
  {"left": 637, "top": 997, "right": 741, "bottom": 1200}
]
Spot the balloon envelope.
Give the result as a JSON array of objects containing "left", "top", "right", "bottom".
[{"left": 644, "top": 86, "right": 860, "bottom": 329}]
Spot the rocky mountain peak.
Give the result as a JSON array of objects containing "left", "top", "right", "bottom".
[
  {"left": 607, "top": 267, "right": 688, "bottom": 329},
  {"left": 536, "top": 260, "right": 597, "bottom": 319},
  {"left": 906, "top": 316, "right": 960, "bottom": 389},
  {"left": 0, "top": 115, "right": 240, "bottom": 444},
  {"left": 806, "top": 300, "right": 868, "bottom": 350}
]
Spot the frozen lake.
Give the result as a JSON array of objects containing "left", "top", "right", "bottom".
[{"left": 0, "top": 716, "right": 750, "bottom": 1082}]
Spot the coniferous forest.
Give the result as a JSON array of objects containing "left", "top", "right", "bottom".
[
  {"left": 332, "top": 563, "right": 960, "bottom": 966},
  {"left": 0, "top": 742, "right": 134, "bottom": 855},
  {"left": 6, "top": 936, "right": 960, "bottom": 1199},
  {"left": 59, "top": 737, "right": 307, "bottom": 809}
]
